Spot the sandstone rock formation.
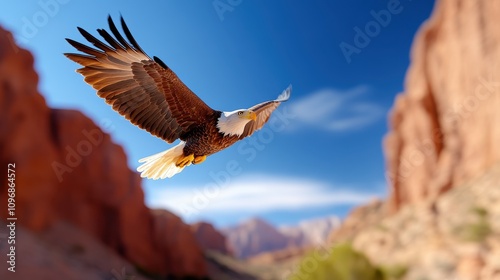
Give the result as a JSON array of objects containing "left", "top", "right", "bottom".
[
  {"left": 332, "top": 164, "right": 500, "bottom": 280},
  {"left": 0, "top": 26, "right": 206, "bottom": 279},
  {"left": 191, "top": 221, "right": 231, "bottom": 255},
  {"left": 0, "top": 220, "right": 152, "bottom": 280},
  {"left": 329, "top": 0, "right": 500, "bottom": 279},
  {"left": 384, "top": 0, "right": 500, "bottom": 212}
]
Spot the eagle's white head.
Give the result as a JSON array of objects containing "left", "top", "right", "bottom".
[{"left": 217, "top": 109, "right": 257, "bottom": 136}]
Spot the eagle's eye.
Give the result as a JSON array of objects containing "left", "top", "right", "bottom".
[{"left": 238, "top": 111, "right": 243, "bottom": 115}]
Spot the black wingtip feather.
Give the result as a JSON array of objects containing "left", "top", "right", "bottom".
[
  {"left": 153, "top": 56, "right": 169, "bottom": 70},
  {"left": 77, "top": 26, "right": 113, "bottom": 52},
  {"left": 65, "top": 38, "right": 104, "bottom": 56},
  {"left": 119, "top": 16, "right": 145, "bottom": 54},
  {"left": 67, "top": 15, "right": 167, "bottom": 69},
  {"left": 108, "top": 15, "right": 133, "bottom": 50},
  {"left": 76, "top": 26, "right": 86, "bottom": 37},
  {"left": 97, "top": 28, "right": 125, "bottom": 51}
]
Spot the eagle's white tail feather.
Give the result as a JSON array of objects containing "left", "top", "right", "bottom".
[{"left": 137, "top": 142, "right": 189, "bottom": 179}]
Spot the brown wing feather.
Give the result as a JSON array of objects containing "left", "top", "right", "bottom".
[
  {"left": 239, "top": 85, "right": 292, "bottom": 138},
  {"left": 64, "top": 16, "right": 214, "bottom": 143}
]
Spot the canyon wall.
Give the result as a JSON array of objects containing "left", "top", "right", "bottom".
[
  {"left": 0, "top": 26, "right": 206, "bottom": 279},
  {"left": 384, "top": 0, "right": 500, "bottom": 211},
  {"left": 330, "top": 0, "right": 500, "bottom": 279}
]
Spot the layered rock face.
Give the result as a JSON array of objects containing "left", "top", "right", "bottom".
[
  {"left": 329, "top": 0, "right": 500, "bottom": 279},
  {"left": 0, "top": 27, "right": 205, "bottom": 278},
  {"left": 191, "top": 221, "right": 231, "bottom": 255},
  {"left": 384, "top": 0, "right": 500, "bottom": 211}
]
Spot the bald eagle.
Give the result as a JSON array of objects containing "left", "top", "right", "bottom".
[{"left": 65, "top": 16, "right": 291, "bottom": 179}]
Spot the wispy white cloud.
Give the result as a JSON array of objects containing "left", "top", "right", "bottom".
[
  {"left": 145, "top": 174, "right": 384, "bottom": 220},
  {"left": 287, "top": 86, "right": 385, "bottom": 132}
]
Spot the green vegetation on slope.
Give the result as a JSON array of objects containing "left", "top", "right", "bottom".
[
  {"left": 289, "top": 244, "right": 406, "bottom": 280},
  {"left": 454, "top": 206, "right": 492, "bottom": 242}
]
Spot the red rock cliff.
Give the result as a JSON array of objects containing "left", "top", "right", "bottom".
[
  {"left": 191, "top": 221, "right": 231, "bottom": 255},
  {"left": 328, "top": 2, "right": 500, "bottom": 278},
  {"left": 384, "top": 0, "right": 500, "bottom": 211},
  {"left": 0, "top": 26, "right": 206, "bottom": 278}
]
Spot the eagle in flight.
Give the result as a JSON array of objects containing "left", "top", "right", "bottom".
[{"left": 65, "top": 16, "right": 291, "bottom": 179}]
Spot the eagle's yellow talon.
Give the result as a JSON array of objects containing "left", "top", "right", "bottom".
[
  {"left": 176, "top": 154, "right": 194, "bottom": 167},
  {"left": 193, "top": 155, "right": 207, "bottom": 165}
]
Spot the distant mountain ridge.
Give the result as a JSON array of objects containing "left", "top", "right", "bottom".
[
  {"left": 223, "top": 216, "right": 340, "bottom": 259},
  {"left": 223, "top": 218, "right": 290, "bottom": 259},
  {"left": 279, "top": 216, "right": 340, "bottom": 247}
]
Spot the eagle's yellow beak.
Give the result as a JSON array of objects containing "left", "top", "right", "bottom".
[{"left": 247, "top": 111, "right": 257, "bottom": 121}]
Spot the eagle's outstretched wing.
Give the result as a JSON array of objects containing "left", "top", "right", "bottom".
[
  {"left": 239, "top": 85, "right": 291, "bottom": 138},
  {"left": 64, "top": 16, "right": 214, "bottom": 143}
]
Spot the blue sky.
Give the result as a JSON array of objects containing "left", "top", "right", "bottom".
[{"left": 1, "top": 0, "right": 435, "bottom": 228}]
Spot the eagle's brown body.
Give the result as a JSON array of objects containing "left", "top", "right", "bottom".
[
  {"left": 65, "top": 16, "right": 290, "bottom": 179},
  {"left": 182, "top": 111, "right": 239, "bottom": 157}
]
